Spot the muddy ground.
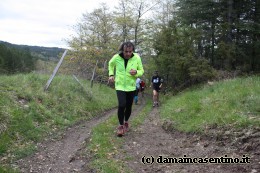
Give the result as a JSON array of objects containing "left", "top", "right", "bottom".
[{"left": 15, "top": 96, "right": 259, "bottom": 173}]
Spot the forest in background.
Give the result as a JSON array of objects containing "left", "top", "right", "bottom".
[
  {"left": 0, "top": 0, "right": 259, "bottom": 90},
  {"left": 0, "top": 41, "right": 64, "bottom": 74},
  {"left": 66, "top": 0, "right": 259, "bottom": 89}
]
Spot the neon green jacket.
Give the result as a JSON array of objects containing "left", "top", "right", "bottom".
[{"left": 109, "top": 53, "right": 144, "bottom": 91}]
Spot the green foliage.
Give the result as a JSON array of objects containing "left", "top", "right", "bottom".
[
  {"left": 175, "top": 0, "right": 259, "bottom": 72},
  {"left": 150, "top": 0, "right": 259, "bottom": 89},
  {"left": 0, "top": 40, "right": 65, "bottom": 61},
  {"left": 0, "top": 44, "right": 36, "bottom": 74},
  {"left": 67, "top": 4, "right": 120, "bottom": 79},
  {"left": 152, "top": 21, "right": 215, "bottom": 88},
  {"left": 0, "top": 40, "right": 66, "bottom": 75},
  {"left": 68, "top": 0, "right": 156, "bottom": 78},
  {"left": 0, "top": 167, "right": 19, "bottom": 173},
  {"left": 214, "top": 41, "right": 237, "bottom": 70},
  {"left": 0, "top": 73, "right": 117, "bottom": 169},
  {"left": 160, "top": 76, "right": 260, "bottom": 132}
]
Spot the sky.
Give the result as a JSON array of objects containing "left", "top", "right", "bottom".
[{"left": 0, "top": 0, "right": 118, "bottom": 48}]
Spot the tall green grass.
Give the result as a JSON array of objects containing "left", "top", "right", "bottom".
[
  {"left": 160, "top": 76, "right": 260, "bottom": 132},
  {"left": 0, "top": 73, "right": 117, "bottom": 170}
]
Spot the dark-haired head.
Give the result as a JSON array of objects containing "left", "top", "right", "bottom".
[
  {"left": 119, "top": 41, "right": 135, "bottom": 59},
  {"left": 119, "top": 41, "right": 135, "bottom": 52}
]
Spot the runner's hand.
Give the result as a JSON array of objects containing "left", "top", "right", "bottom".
[
  {"left": 108, "top": 76, "right": 114, "bottom": 83},
  {"left": 129, "top": 69, "right": 137, "bottom": 75}
]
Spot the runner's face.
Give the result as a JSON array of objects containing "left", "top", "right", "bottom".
[{"left": 123, "top": 47, "right": 133, "bottom": 59}]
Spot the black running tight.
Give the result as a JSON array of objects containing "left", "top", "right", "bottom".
[{"left": 116, "top": 90, "right": 135, "bottom": 125}]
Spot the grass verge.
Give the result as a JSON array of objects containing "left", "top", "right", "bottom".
[{"left": 160, "top": 76, "right": 260, "bottom": 132}]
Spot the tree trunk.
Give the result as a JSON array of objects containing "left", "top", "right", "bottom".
[{"left": 227, "top": 0, "right": 233, "bottom": 43}]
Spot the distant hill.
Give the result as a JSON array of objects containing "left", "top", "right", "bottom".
[{"left": 0, "top": 40, "right": 66, "bottom": 61}]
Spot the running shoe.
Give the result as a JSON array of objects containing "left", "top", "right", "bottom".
[
  {"left": 124, "top": 122, "right": 129, "bottom": 132},
  {"left": 117, "top": 125, "right": 124, "bottom": 137}
]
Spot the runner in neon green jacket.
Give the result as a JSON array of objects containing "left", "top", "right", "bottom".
[
  {"left": 108, "top": 53, "right": 144, "bottom": 91},
  {"left": 108, "top": 41, "right": 144, "bottom": 137}
]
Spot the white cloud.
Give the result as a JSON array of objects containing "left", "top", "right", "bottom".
[{"left": 0, "top": 0, "right": 117, "bottom": 48}]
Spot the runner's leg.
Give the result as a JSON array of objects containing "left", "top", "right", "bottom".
[
  {"left": 124, "top": 91, "right": 135, "bottom": 122},
  {"left": 153, "top": 89, "right": 158, "bottom": 106},
  {"left": 116, "top": 90, "right": 126, "bottom": 125}
]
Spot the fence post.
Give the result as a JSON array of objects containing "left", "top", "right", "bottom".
[
  {"left": 44, "top": 50, "right": 68, "bottom": 91},
  {"left": 90, "top": 60, "right": 98, "bottom": 88}
]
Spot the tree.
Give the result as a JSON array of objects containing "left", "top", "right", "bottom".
[
  {"left": 113, "top": 0, "right": 135, "bottom": 42},
  {"left": 0, "top": 44, "right": 36, "bottom": 74},
  {"left": 68, "top": 3, "right": 118, "bottom": 79},
  {"left": 175, "top": 0, "right": 259, "bottom": 72},
  {"left": 152, "top": 20, "right": 215, "bottom": 88}
]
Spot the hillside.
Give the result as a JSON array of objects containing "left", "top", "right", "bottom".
[
  {"left": 0, "top": 74, "right": 259, "bottom": 172},
  {"left": 0, "top": 73, "right": 117, "bottom": 172},
  {"left": 0, "top": 41, "right": 65, "bottom": 61},
  {"left": 161, "top": 76, "right": 260, "bottom": 132}
]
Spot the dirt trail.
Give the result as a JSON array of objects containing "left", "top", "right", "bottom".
[
  {"left": 14, "top": 95, "right": 259, "bottom": 173},
  {"left": 122, "top": 100, "right": 260, "bottom": 173},
  {"left": 15, "top": 108, "right": 118, "bottom": 173},
  {"left": 15, "top": 98, "right": 147, "bottom": 173}
]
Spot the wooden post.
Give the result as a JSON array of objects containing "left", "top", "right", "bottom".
[
  {"left": 44, "top": 50, "right": 68, "bottom": 91},
  {"left": 90, "top": 60, "right": 98, "bottom": 88}
]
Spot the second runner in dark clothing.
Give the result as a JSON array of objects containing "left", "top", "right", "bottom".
[{"left": 150, "top": 71, "right": 163, "bottom": 107}]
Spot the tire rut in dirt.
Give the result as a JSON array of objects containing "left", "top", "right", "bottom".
[{"left": 15, "top": 108, "right": 117, "bottom": 173}]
